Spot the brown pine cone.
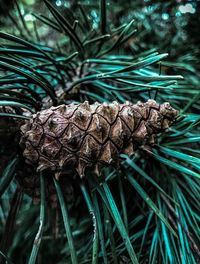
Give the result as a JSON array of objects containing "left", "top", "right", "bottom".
[{"left": 19, "top": 100, "right": 178, "bottom": 179}]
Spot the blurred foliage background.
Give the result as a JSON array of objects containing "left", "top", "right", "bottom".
[{"left": 0, "top": 0, "right": 199, "bottom": 263}]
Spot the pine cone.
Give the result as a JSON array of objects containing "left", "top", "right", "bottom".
[{"left": 19, "top": 100, "right": 178, "bottom": 178}]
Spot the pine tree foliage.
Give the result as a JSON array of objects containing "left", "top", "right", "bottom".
[{"left": 0, "top": 1, "right": 199, "bottom": 263}]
